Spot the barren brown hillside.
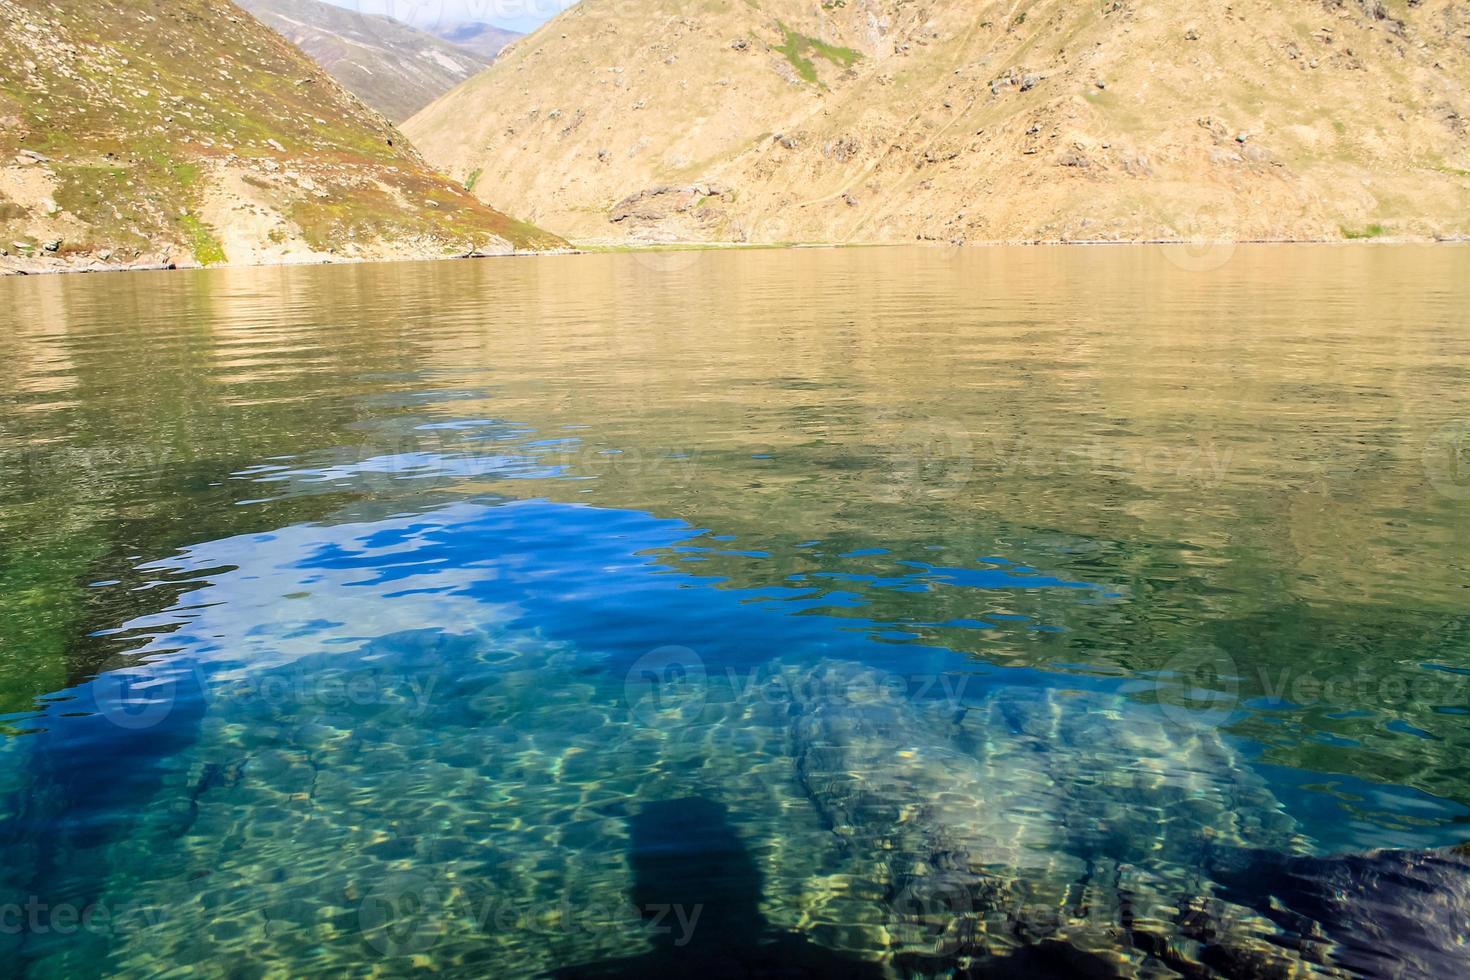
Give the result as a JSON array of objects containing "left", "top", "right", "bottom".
[{"left": 405, "top": 0, "right": 1470, "bottom": 245}]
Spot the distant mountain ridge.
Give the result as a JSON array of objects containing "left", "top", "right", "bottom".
[
  {"left": 405, "top": 0, "right": 1470, "bottom": 245},
  {"left": 0, "top": 0, "right": 562, "bottom": 274},
  {"left": 430, "top": 20, "right": 522, "bottom": 60},
  {"left": 235, "top": 0, "right": 515, "bottom": 122}
]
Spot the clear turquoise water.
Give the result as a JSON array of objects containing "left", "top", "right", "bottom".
[{"left": 0, "top": 247, "right": 1468, "bottom": 977}]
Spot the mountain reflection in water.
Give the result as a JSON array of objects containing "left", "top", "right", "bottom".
[{"left": 1, "top": 247, "right": 1468, "bottom": 977}]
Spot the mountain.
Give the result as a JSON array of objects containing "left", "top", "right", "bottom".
[
  {"left": 405, "top": 0, "right": 1470, "bottom": 245},
  {"left": 0, "top": 0, "right": 562, "bottom": 274},
  {"left": 235, "top": 0, "right": 492, "bottom": 123},
  {"left": 430, "top": 20, "right": 522, "bottom": 61}
]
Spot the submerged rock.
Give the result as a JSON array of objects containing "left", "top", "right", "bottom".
[
  {"left": 783, "top": 658, "right": 1470, "bottom": 976},
  {"left": 784, "top": 660, "right": 1309, "bottom": 975},
  {"left": 1206, "top": 843, "right": 1470, "bottom": 978}
]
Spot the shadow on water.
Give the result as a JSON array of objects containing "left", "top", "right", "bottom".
[
  {"left": 550, "top": 797, "right": 885, "bottom": 979},
  {"left": 0, "top": 664, "right": 211, "bottom": 966}
]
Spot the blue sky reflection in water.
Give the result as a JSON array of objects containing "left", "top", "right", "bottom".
[{"left": 1, "top": 246, "right": 1469, "bottom": 976}]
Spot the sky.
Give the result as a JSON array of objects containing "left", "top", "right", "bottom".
[{"left": 319, "top": 0, "right": 577, "bottom": 35}]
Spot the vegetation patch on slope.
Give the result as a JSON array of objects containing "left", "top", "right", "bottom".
[
  {"left": 774, "top": 21, "right": 860, "bottom": 84},
  {"left": 1341, "top": 223, "right": 1388, "bottom": 240}
]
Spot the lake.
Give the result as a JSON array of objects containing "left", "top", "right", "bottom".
[{"left": 1, "top": 246, "right": 1468, "bottom": 977}]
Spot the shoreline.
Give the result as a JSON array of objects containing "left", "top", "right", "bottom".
[
  {"left": 0, "top": 245, "right": 583, "bottom": 278},
  {"left": 3, "top": 235, "right": 1465, "bottom": 278}
]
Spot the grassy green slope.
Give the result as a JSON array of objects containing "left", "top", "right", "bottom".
[{"left": 0, "top": 0, "right": 561, "bottom": 271}]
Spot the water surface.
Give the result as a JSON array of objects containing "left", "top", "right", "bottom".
[{"left": 1, "top": 246, "right": 1468, "bottom": 977}]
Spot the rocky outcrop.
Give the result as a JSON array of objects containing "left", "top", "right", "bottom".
[
  {"left": 607, "top": 184, "right": 729, "bottom": 239},
  {"left": 1206, "top": 843, "right": 1470, "bottom": 979}
]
